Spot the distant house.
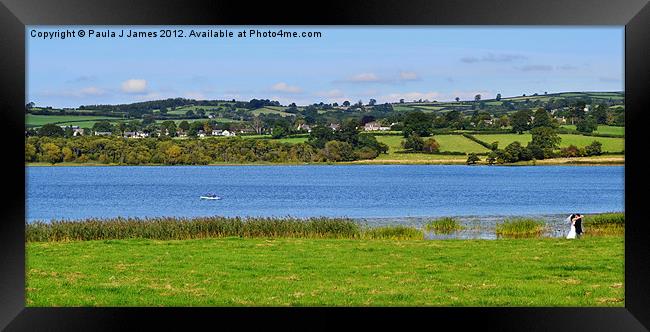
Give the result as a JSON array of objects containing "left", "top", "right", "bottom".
[
  {"left": 136, "top": 131, "right": 149, "bottom": 138},
  {"left": 72, "top": 128, "right": 84, "bottom": 136},
  {"left": 297, "top": 123, "right": 312, "bottom": 132},
  {"left": 222, "top": 130, "right": 236, "bottom": 137},
  {"left": 94, "top": 131, "right": 112, "bottom": 136},
  {"left": 556, "top": 116, "right": 567, "bottom": 124},
  {"left": 123, "top": 131, "right": 137, "bottom": 138},
  {"left": 364, "top": 121, "right": 391, "bottom": 131},
  {"left": 329, "top": 123, "right": 340, "bottom": 131},
  {"left": 212, "top": 129, "right": 223, "bottom": 136}
]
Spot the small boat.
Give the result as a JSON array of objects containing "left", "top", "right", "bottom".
[{"left": 200, "top": 194, "right": 221, "bottom": 200}]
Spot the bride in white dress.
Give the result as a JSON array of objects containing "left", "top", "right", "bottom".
[{"left": 566, "top": 214, "right": 577, "bottom": 239}]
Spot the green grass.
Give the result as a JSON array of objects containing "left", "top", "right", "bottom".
[
  {"left": 26, "top": 236, "right": 624, "bottom": 306},
  {"left": 251, "top": 108, "right": 295, "bottom": 117},
  {"left": 473, "top": 133, "right": 624, "bottom": 152},
  {"left": 496, "top": 218, "right": 546, "bottom": 238},
  {"left": 425, "top": 217, "right": 463, "bottom": 234},
  {"left": 26, "top": 114, "right": 121, "bottom": 128},
  {"left": 561, "top": 125, "right": 624, "bottom": 136},
  {"left": 376, "top": 134, "right": 490, "bottom": 154}
]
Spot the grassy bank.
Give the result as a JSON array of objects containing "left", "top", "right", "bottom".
[{"left": 26, "top": 236, "right": 624, "bottom": 306}]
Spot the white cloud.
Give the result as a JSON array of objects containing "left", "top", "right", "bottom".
[
  {"left": 121, "top": 79, "right": 148, "bottom": 94},
  {"left": 270, "top": 82, "right": 303, "bottom": 94},
  {"left": 78, "top": 87, "right": 105, "bottom": 96},
  {"left": 399, "top": 71, "right": 420, "bottom": 81},
  {"left": 348, "top": 73, "right": 381, "bottom": 82}
]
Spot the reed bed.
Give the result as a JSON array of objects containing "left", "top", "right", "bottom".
[
  {"left": 495, "top": 218, "right": 545, "bottom": 238},
  {"left": 583, "top": 212, "right": 624, "bottom": 236},
  {"left": 425, "top": 217, "right": 463, "bottom": 234},
  {"left": 360, "top": 225, "right": 424, "bottom": 240},
  {"left": 26, "top": 216, "right": 365, "bottom": 242}
]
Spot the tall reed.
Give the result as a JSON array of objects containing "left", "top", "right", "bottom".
[
  {"left": 583, "top": 212, "right": 624, "bottom": 236},
  {"left": 495, "top": 218, "right": 545, "bottom": 238},
  {"left": 425, "top": 217, "right": 463, "bottom": 234},
  {"left": 26, "top": 216, "right": 363, "bottom": 242}
]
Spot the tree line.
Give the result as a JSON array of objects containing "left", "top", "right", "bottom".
[{"left": 25, "top": 122, "right": 388, "bottom": 165}]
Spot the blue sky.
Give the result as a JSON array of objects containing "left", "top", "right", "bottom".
[{"left": 27, "top": 26, "right": 623, "bottom": 108}]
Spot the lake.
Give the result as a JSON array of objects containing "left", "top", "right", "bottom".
[{"left": 26, "top": 165, "right": 624, "bottom": 224}]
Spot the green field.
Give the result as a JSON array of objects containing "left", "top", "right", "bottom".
[
  {"left": 473, "top": 133, "right": 624, "bottom": 152},
  {"left": 561, "top": 125, "right": 624, "bottom": 136},
  {"left": 251, "top": 107, "right": 295, "bottom": 117},
  {"left": 376, "top": 134, "right": 490, "bottom": 154},
  {"left": 26, "top": 236, "right": 623, "bottom": 306},
  {"left": 26, "top": 114, "right": 121, "bottom": 128}
]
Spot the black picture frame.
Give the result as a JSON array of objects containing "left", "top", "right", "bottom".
[{"left": 1, "top": 0, "right": 649, "bottom": 330}]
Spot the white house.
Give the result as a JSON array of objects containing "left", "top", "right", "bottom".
[
  {"left": 222, "top": 130, "right": 236, "bottom": 137},
  {"left": 94, "top": 131, "right": 112, "bottom": 136},
  {"left": 297, "top": 123, "right": 312, "bottom": 132},
  {"left": 329, "top": 123, "right": 340, "bottom": 131},
  {"left": 212, "top": 129, "right": 223, "bottom": 136},
  {"left": 364, "top": 121, "right": 391, "bottom": 131}
]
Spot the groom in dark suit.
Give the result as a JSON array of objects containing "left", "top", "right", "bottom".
[{"left": 574, "top": 214, "right": 584, "bottom": 238}]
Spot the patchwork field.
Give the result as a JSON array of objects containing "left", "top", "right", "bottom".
[
  {"left": 473, "top": 134, "right": 624, "bottom": 152},
  {"left": 561, "top": 125, "right": 624, "bottom": 136},
  {"left": 376, "top": 134, "right": 490, "bottom": 154},
  {"left": 26, "top": 114, "right": 121, "bottom": 128}
]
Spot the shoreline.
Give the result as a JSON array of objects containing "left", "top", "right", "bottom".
[{"left": 25, "top": 155, "right": 625, "bottom": 167}]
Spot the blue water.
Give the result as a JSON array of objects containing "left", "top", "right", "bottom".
[{"left": 25, "top": 165, "right": 624, "bottom": 222}]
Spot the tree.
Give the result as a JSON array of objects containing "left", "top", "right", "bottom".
[
  {"left": 323, "top": 140, "right": 356, "bottom": 161},
  {"left": 466, "top": 153, "right": 480, "bottom": 165},
  {"left": 576, "top": 117, "right": 597, "bottom": 133},
  {"left": 530, "top": 127, "right": 560, "bottom": 149},
  {"left": 496, "top": 93, "right": 502, "bottom": 101},
  {"left": 307, "top": 126, "right": 335, "bottom": 149},
  {"left": 560, "top": 145, "right": 582, "bottom": 158},
  {"left": 93, "top": 121, "right": 114, "bottom": 133},
  {"left": 368, "top": 98, "right": 377, "bottom": 106},
  {"left": 271, "top": 125, "right": 288, "bottom": 139},
  {"left": 402, "top": 111, "right": 433, "bottom": 137},
  {"left": 532, "top": 108, "right": 553, "bottom": 128},
  {"left": 422, "top": 138, "right": 440, "bottom": 154},
  {"left": 511, "top": 110, "right": 532, "bottom": 134},
  {"left": 474, "top": 94, "right": 481, "bottom": 102},
  {"left": 342, "top": 101, "right": 350, "bottom": 107},
  {"left": 38, "top": 123, "right": 65, "bottom": 137},
  {"left": 503, "top": 141, "right": 526, "bottom": 162},
  {"left": 584, "top": 141, "right": 603, "bottom": 156},
  {"left": 591, "top": 104, "right": 608, "bottom": 124},
  {"left": 455, "top": 97, "right": 460, "bottom": 102},
  {"left": 41, "top": 143, "right": 62, "bottom": 164},
  {"left": 399, "top": 99, "right": 405, "bottom": 104},
  {"left": 401, "top": 134, "right": 424, "bottom": 152},
  {"left": 178, "top": 120, "right": 190, "bottom": 132}
]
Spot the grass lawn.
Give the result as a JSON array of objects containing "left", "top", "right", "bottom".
[
  {"left": 376, "top": 135, "right": 489, "bottom": 154},
  {"left": 26, "top": 236, "right": 623, "bottom": 306},
  {"left": 473, "top": 133, "right": 624, "bottom": 152},
  {"left": 561, "top": 125, "right": 624, "bottom": 136}
]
